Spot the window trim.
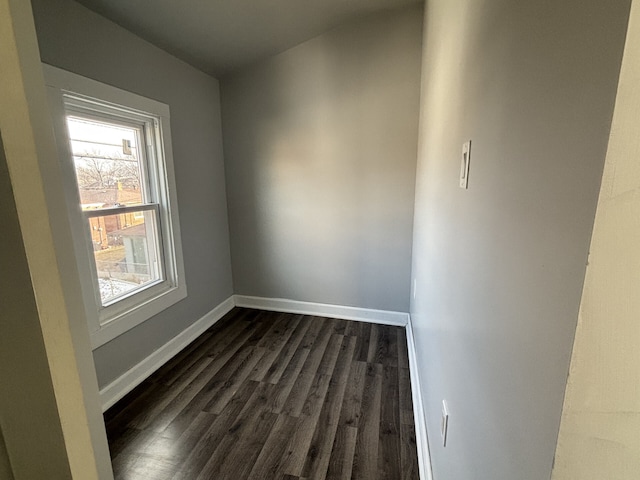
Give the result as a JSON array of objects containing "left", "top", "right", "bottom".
[{"left": 43, "top": 64, "right": 187, "bottom": 349}]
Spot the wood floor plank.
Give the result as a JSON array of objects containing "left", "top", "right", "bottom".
[
  {"left": 317, "top": 333, "right": 344, "bottom": 375},
  {"left": 246, "top": 414, "right": 299, "bottom": 480},
  {"left": 202, "top": 408, "right": 278, "bottom": 480},
  {"left": 263, "top": 314, "right": 311, "bottom": 384},
  {"left": 116, "top": 452, "right": 179, "bottom": 479},
  {"left": 400, "top": 423, "right": 420, "bottom": 480},
  {"left": 385, "top": 326, "right": 400, "bottom": 366},
  {"left": 195, "top": 382, "right": 279, "bottom": 480},
  {"left": 355, "top": 322, "right": 372, "bottom": 362},
  {"left": 150, "top": 308, "right": 251, "bottom": 386},
  {"left": 111, "top": 452, "right": 140, "bottom": 480},
  {"left": 144, "top": 346, "right": 252, "bottom": 434},
  {"left": 397, "top": 327, "right": 409, "bottom": 370},
  {"left": 128, "top": 356, "right": 215, "bottom": 430},
  {"left": 301, "top": 336, "right": 356, "bottom": 479},
  {"left": 300, "top": 372, "right": 332, "bottom": 420},
  {"left": 171, "top": 380, "right": 258, "bottom": 479},
  {"left": 157, "top": 308, "right": 254, "bottom": 387},
  {"left": 337, "top": 361, "right": 367, "bottom": 428},
  {"left": 351, "top": 362, "right": 383, "bottom": 480},
  {"left": 368, "top": 325, "right": 399, "bottom": 366},
  {"left": 329, "top": 335, "right": 357, "bottom": 392},
  {"left": 146, "top": 320, "right": 268, "bottom": 434},
  {"left": 325, "top": 426, "right": 357, "bottom": 480},
  {"left": 105, "top": 308, "right": 420, "bottom": 480},
  {"left": 281, "top": 323, "right": 332, "bottom": 417},
  {"left": 147, "top": 331, "right": 212, "bottom": 386},
  {"left": 378, "top": 365, "right": 401, "bottom": 480},
  {"left": 331, "top": 318, "right": 348, "bottom": 335},
  {"left": 280, "top": 374, "right": 332, "bottom": 477},
  {"left": 266, "top": 346, "right": 311, "bottom": 414},
  {"left": 343, "top": 320, "right": 358, "bottom": 338},
  {"left": 167, "top": 355, "right": 215, "bottom": 393},
  {"left": 298, "top": 316, "right": 325, "bottom": 349},
  {"left": 106, "top": 381, "right": 167, "bottom": 435},
  {"left": 114, "top": 410, "right": 217, "bottom": 477},
  {"left": 157, "top": 310, "right": 254, "bottom": 387},
  {"left": 251, "top": 312, "right": 289, "bottom": 349},
  {"left": 203, "top": 346, "right": 266, "bottom": 414},
  {"left": 149, "top": 410, "right": 216, "bottom": 461},
  {"left": 244, "top": 310, "right": 283, "bottom": 347},
  {"left": 378, "top": 325, "right": 399, "bottom": 366},
  {"left": 248, "top": 313, "right": 301, "bottom": 382},
  {"left": 147, "top": 307, "right": 249, "bottom": 386},
  {"left": 398, "top": 367, "right": 415, "bottom": 426},
  {"left": 367, "top": 324, "right": 380, "bottom": 363},
  {"left": 110, "top": 427, "right": 158, "bottom": 462}
]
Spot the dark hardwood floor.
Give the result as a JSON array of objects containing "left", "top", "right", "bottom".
[{"left": 104, "top": 308, "right": 420, "bottom": 480}]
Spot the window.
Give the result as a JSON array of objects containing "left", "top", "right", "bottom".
[{"left": 44, "top": 65, "right": 186, "bottom": 347}]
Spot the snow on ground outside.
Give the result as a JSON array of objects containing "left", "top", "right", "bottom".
[{"left": 98, "top": 277, "right": 137, "bottom": 302}]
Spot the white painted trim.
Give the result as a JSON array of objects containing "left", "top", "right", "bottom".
[
  {"left": 42, "top": 64, "right": 187, "bottom": 350},
  {"left": 406, "top": 316, "right": 434, "bottom": 480},
  {"left": 99, "top": 296, "right": 234, "bottom": 411},
  {"left": 233, "top": 295, "right": 408, "bottom": 326}
]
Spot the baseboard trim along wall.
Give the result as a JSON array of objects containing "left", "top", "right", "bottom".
[
  {"left": 233, "top": 295, "right": 409, "bottom": 326},
  {"left": 406, "top": 316, "right": 434, "bottom": 480},
  {"left": 99, "top": 295, "right": 235, "bottom": 411}
]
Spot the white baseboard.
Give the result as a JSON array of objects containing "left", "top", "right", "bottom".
[
  {"left": 99, "top": 295, "right": 235, "bottom": 411},
  {"left": 233, "top": 295, "right": 409, "bottom": 326},
  {"left": 406, "top": 316, "right": 434, "bottom": 480}
]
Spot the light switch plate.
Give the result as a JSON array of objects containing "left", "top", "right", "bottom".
[
  {"left": 441, "top": 400, "right": 449, "bottom": 446},
  {"left": 460, "top": 140, "right": 471, "bottom": 189}
]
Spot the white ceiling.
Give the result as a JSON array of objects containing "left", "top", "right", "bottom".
[{"left": 74, "top": 0, "right": 422, "bottom": 77}]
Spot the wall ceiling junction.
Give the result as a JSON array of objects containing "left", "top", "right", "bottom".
[{"left": 74, "top": 0, "right": 423, "bottom": 76}]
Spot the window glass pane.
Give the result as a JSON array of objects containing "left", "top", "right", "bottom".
[
  {"left": 66, "top": 116, "right": 145, "bottom": 210},
  {"left": 89, "top": 210, "right": 161, "bottom": 305}
]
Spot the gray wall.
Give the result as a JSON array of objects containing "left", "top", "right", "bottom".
[
  {"left": 221, "top": 5, "right": 423, "bottom": 312},
  {"left": 410, "top": 0, "right": 630, "bottom": 479},
  {"left": 30, "top": 0, "right": 234, "bottom": 387}
]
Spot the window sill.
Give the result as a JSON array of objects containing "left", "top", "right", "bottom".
[{"left": 90, "top": 281, "right": 187, "bottom": 348}]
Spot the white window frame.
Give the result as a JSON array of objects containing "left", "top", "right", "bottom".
[{"left": 43, "top": 64, "right": 187, "bottom": 348}]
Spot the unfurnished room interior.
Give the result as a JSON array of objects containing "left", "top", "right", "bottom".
[{"left": 1, "top": 0, "right": 640, "bottom": 479}]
